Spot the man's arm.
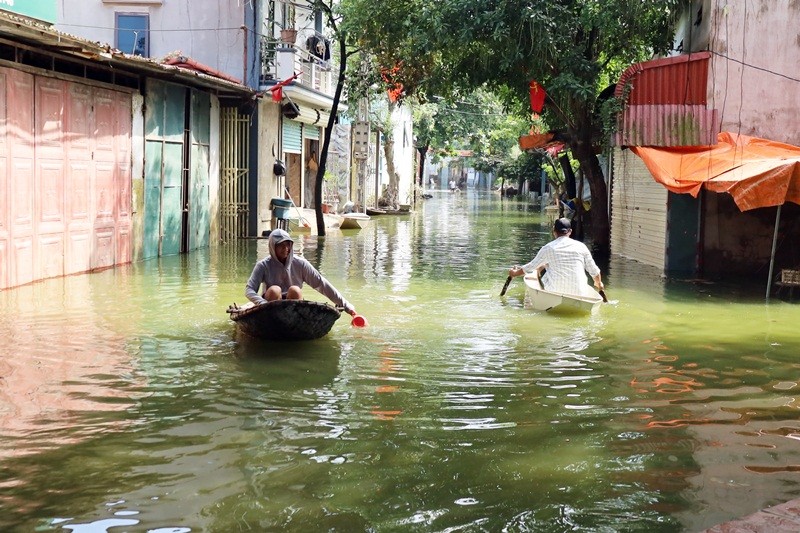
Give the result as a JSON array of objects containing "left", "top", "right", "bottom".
[
  {"left": 509, "top": 247, "right": 549, "bottom": 278},
  {"left": 299, "top": 260, "right": 356, "bottom": 314},
  {"left": 245, "top": 262, "right": 267, "bottom": 304}
]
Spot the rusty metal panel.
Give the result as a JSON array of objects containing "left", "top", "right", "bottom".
[
  {"left": 616, "top": 52, "right": 710, "bottom": 105},
  {"left": 65, "top": 82, "right": 93, "bottom": 275},
  {"left": 615, "top": 104, "right": 719, "bottom": 147},
  {"left": 615, "top": 52, "right": 717, "bottom": 147},
  {"left": 34, "top": 76, "right": 65, "bottom": 282},
  {"left": 115, "top": 91, "right": 132, "bottom": 265}
]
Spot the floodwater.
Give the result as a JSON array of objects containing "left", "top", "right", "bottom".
[{"left": 2, "top": 191, "right": 800, "bottom": 532}]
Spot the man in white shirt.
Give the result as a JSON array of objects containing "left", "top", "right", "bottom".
[{"left": 508, "top": 218, "right": 604, "bottom": 296}]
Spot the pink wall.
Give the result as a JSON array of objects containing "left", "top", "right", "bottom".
[{"left": 706, "top": 0, "right": 800, "bottom": 144}]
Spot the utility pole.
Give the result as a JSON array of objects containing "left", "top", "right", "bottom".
[{"left": 352, "top": 98, "right": 370, "bottom": 212}]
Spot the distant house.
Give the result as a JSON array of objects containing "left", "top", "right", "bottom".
[{"left": 610, "top": 0, "right": 800, "bottom": 282}]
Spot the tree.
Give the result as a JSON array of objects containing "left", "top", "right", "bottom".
[
  {"left": 370, "top": 100, "right": 402, "bottom": 208},
  {"left": 310, "top": 0, "right": 356, "bottom": 236},
  {"left": 342, "top": 0, "right": 679, "bottom": 255},
  {"left": 411, "top": 90, "right": 529, "bottom": 194}
]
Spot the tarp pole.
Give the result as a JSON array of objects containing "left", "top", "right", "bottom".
[{"left": 766, "top": 204, "right": 782, "bottom": 302}]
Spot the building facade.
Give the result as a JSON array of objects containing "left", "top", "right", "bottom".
[
  {"left": 610, "top": 0, "right": 800, "bottom": 280},
  {"left": 0, "top": 8, "right": 253, "bottom": 290}
]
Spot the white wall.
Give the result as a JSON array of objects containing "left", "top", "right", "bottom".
[
  {"left": 56, "top": 0, "right": 246, "bottom": 83},
  {"left": 391, "top": 104, "right": 415, "bottom": 206}
]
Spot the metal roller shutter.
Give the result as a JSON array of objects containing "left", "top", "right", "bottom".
[
  {"left": 610, "top": 147, "right": 667, "bottom": 270},
  {"left": 282, "top": 119, "right": 302, "bottom": 153},
  {"left": 304, "top": 123, "right": 319, "bottom": 140}
]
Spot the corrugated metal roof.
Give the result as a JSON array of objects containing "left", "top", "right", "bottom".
[
  {"left": 615, "top": 52, "right": 710, "bottom": 105},
  {"left": 614, "top": 52, "right": 717, "bottom": 147},
  {"left": 616, "top": 104, "right": 718, "bottom": 147}
]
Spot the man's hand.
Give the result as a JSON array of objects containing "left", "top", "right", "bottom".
[{"left": 508, "top": 266, "right": 524, "bottom": 277}]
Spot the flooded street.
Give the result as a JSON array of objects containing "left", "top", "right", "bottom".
[{"left": 3, "top": 191, "right": 800, "bottom": 532}]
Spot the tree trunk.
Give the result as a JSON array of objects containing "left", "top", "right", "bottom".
[
  {"left": 416, "top": 143, "right": 428, "bottom": 201},
  {"left": 380, "top": 133, "right": 399, "bottom": 208},
  {"left": 314, "top": 31, "right": 348, "bottom": 236},
  {"left": 571, "top": 133, "right": 610, "bottom": 257}
]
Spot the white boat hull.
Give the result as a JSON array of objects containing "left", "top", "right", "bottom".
[
  {"left": 523, "top": 274, "right": 603, "bottom": 314},
  {"left": 340, "top": 213, "right": 370, "bottom": 229}
]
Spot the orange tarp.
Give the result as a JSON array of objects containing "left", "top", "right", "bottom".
[
  {"left": 631, "top": 132, "right": 800, "bottom": 211},
  {"left": 519, "top": 132, "right": 554, "bottom": 150}
]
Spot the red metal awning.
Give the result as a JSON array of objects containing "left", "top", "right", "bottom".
[{"left": 614, "top": 52, "right": 718, "bottom": 147}]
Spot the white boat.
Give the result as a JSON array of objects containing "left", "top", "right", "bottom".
[
  {"left": 523, "top": 273, "right": 603, "bottom": 314},
  {"left": 340, "top": 213, "right": 370, "bottom": 229}
]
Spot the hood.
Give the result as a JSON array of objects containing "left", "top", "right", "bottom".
[{"left": 268, "top": 229, "right": 294, "bottom": 265}]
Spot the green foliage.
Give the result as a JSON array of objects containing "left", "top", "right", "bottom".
[
  {"left": 409, "top": 89, "right": 530, "bottom": 173},
  {"left": 342, "top": 0, "right": 679, "bottom": 133},
  {"left": 340, "top": 0, "right": 680, "bottom": 251},
  {"left": 496, "top": 151, "right": 545, "bottom": 189}
]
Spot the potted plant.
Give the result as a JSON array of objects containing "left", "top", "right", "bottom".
[{"left": 280, "top": 2, "right": 297, "bottom": 44}]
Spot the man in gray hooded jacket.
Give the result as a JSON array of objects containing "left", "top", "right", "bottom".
[{"left": 245, "top": 229, "right": 358, "bottom": 318}]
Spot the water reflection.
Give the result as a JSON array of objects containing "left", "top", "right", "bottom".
[{"left": 4, "top": 192, "right": 800, "bottom": 531}]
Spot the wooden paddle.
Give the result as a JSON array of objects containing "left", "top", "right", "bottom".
[
  {"left": 500, "top": 276, "right": 513, "bottom": 296},
  {"left": 599, "top": 289, "right": 608, "bottom": 303}
]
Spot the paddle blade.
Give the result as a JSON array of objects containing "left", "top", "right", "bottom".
[
  {"left": 500, "top": 276, "right": 512, "bottom": 296},
  {"left": 351, "top": 314, "right": 368, "bottom": 328},
  {"left": 599, "top": 289, "right": 608, "bottom": 303}
]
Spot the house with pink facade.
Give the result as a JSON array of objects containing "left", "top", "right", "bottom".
[
  {"left": 0, "top": 4, "right": 254, "bottom": 290},
  {"left": 610, "top": 0, "right": 800, "bottom": 290}
]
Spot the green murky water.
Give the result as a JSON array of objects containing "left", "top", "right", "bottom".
[{"left": 2, "top": 191, "right": 800, "bottom": 532}]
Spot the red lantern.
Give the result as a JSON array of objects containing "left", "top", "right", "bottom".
[{"left": 529, "top": 81, "right": 546, "bottom": 113}]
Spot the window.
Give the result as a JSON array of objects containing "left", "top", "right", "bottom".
[{"left": 115, "top": 13, "right": 149, "bottom": 56}]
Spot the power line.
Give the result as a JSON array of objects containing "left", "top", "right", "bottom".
[
  {"left": 708, "top": 49, "right": 800, "bottom": 84},
  {"left": 436, "top": 107, "right": 507, "bottom": 117}
]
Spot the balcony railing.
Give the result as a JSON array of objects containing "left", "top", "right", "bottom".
[{"left": 260, "top": 31, "right": 333, "bottom": 96}]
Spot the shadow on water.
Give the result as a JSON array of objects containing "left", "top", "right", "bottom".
[{"left": 230, "top": 332, "right": 343, "bottom": 390}]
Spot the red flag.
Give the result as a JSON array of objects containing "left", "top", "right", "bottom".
[
  {"left": 529, "top": 81, "right": 546, "bottom": 113},
  {"left": 272, "top": 86, "right": 283, "bottom": 102}
]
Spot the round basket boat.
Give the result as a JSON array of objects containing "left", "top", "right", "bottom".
[{"left": 227, "top": 300, "right": 342, "bottom": 341}]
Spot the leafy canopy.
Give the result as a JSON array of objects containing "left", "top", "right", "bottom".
[{"left": 341, "top": 0, "right": 678, "bottom": 133}]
